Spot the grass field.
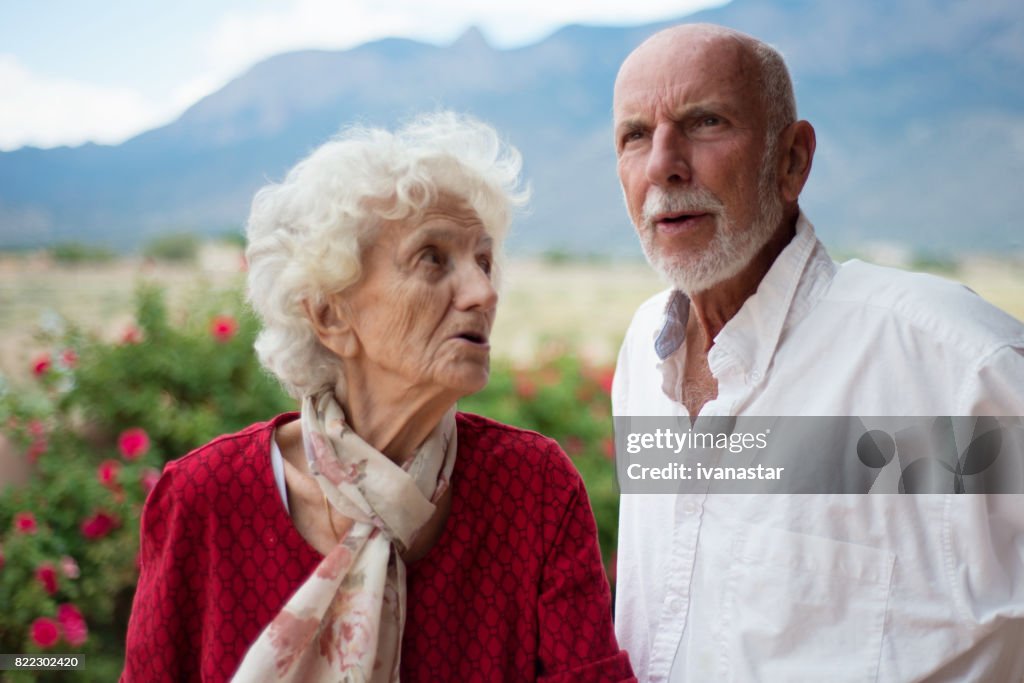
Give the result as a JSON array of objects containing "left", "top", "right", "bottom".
[{"left": 1, "top": 244, "right": 1022, "bottom": 382}]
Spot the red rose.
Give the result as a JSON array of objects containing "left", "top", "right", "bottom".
[
  {"left": 80, "top": 511, "right": 117, "bottom": 539},
  {"left": 97, "top": 459, "right": 122, "bottom": 488},
  {"left": 27, "top": 419, "right": 46, "bottom": 438},
  {"left": 514, "top": 375, "right": 537, "bottom": 400},
  {"left": 32, "top": 353, "right": 51, "bottom": 377},
  {"left": 210, "top": 314, "right": 238, "bottom": 342},
  {"left": 0, "top": 545, "right": 5, "bottom": 571},
  {"left": 602, "top": 437, "right": 616, "bottom": 461},
  {"left": 14, "top": 511, "right": 37, "bottom": 534},
  {"left": 35, "top": 563, "right": 58, "bottom": 595},
  {"left": 596, "top": 367, "right": 615, "bottom": 395},
  {"left": 57, "top": 604, "right": 88, "bottom": 646},
  {"left": 27, "top": 438, "right": 48, "bottom": 462},
  {"left": 30, "top": 617, "right": 60, "bottom": 648},
  {"left": 118, "top": 428, "right": 150, "bottom": 460}
]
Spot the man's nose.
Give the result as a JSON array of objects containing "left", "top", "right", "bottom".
[
  {"left": 645, "top": 126, "right": 692, "bottom": 186},
  {"left": 453, "top": 260, "right": 498, "bottom": 312}
]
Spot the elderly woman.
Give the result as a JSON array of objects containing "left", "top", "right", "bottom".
[{"left": 121, "top": 113, "right": 634, "bottom": 682}]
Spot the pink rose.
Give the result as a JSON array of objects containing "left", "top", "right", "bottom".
[
  {"left": 57, "top": 604, "right": 88, "bottom": 646},
  {"left": 118, "top": 428, "right": 150, "bottom": 460},
  {"left": 97, "top": 459, "right": 122, "bottom": 488},
  {"left": 140, "top": 467, "right": 162, "bottom": 494},
  {"left": 120, "top": 325, "right": 142, "bottom": 344},
  {"left": 59, "top": 555, "right": 80, "bottom": 580}
]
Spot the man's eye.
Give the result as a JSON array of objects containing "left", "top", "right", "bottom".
[
  {"left": 477, "top": 255, "right": 493, "bottom": 276},
  {"left": 699, "top": 116, "right": 721, "bottom": 127}
]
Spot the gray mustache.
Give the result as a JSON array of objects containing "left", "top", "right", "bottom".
[{"left": 641, "top": 188, "right": 725, "bottom": 223}]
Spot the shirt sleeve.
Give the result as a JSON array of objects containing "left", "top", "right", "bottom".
[
  {"left": 948, "top": 343, "right": 1024, "bottom": 662},
  {"left": 121, "top": 461, "right": 202, "bottom": 683},
  {"left": 536, "top": 446, "right": 636, "bottom": 682},
  {"left": 961, "top": 343, "right": 1024, "bottom": 416}
]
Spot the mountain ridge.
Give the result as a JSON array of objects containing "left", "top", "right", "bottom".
[{"left": 1, "top": 0, "right": 1021, "bottom": 254}]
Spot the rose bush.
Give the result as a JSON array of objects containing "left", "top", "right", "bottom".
[{"left": 0, "top": 283, "right": 621, "bottom": 681}]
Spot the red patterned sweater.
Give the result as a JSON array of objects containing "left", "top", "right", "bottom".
[{"left": 122, "top": 412, "right": 635, "bottom": 682}]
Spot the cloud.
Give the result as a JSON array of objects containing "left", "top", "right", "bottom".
[
  {"left": 0, "top": 0, "right": 725, "bottom": 150},
  {"left": 0, "top": 55, "right": 171, "bottom": 151}
]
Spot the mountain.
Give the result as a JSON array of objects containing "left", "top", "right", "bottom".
[{"left": 1, "top": 0, "right": 1022, "bottom": 254}]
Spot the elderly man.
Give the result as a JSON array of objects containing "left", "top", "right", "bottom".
[{"left": 611, "top": 23, "right": 1024, "bottom": 682}]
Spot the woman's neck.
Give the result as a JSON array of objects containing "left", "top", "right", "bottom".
[{"left": 333, "top": 374, "right": 457, "bottom": 464}]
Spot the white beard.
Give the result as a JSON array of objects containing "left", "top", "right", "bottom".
[{"left": 637, "top": 146, "right": 784, "bottom": 295}]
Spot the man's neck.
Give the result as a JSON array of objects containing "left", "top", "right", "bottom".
[{"left": 687, "top": 210, "right": 798, "bottom": 351}]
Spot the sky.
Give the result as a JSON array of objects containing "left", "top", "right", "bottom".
[{"left": 0, "top": 0, "right": 726, "bottom": 151}]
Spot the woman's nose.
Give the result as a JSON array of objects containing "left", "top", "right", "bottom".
[{"left": 453, "top": 260, "right": 498, "bottom": 311}]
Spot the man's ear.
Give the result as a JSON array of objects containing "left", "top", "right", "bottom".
[
  {"left": 302, "top": 296, "right": 360, "bottom": 359},
  {"left": 777, "top": 120, "right": 816, "bottom": 204}
]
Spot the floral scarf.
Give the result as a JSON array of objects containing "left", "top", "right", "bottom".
[{"left": 232, "top": 389, "right": 457, "bottom": 682}]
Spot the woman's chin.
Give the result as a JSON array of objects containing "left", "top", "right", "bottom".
[{"left": 445, "top": 367, "right": 490, "bottom": 401}]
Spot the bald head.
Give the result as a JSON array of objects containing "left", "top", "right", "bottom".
[{"left": 615, "top": 24, "right": 797, "bottom": 138}]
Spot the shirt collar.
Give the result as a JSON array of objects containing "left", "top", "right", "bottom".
[{"left": 655, "top": 212, "right": 835, "bottom": 382}]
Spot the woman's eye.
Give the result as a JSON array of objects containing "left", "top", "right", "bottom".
[{"left": 420, "top": 247, "right": 444, "bottom": 266}]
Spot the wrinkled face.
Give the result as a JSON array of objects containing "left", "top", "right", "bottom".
[
  {"left": 338, "top": 194, "right": 497, "bottom": 401},
  {"left": 613, "top": 30, "right": 783, "bottom": 294}
]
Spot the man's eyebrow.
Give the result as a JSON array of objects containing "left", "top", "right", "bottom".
[{"left": 615, "top": 117, "right": 648, "bottom": 133}]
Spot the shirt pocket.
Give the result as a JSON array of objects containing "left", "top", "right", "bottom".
[{"left": 715, "top": 524, "right": 895, "bottom": 683}]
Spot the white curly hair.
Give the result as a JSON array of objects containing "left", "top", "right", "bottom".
[{"left": 245, "top": 111, "right": 528, "bottom": 399}]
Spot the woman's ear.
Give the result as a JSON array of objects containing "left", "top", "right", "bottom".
[
  {"left": 777, "top": 120, "right": 816, "bottom": 204},
  {"left": 302, "top": 296, "right": 360, "bottom": 359}
]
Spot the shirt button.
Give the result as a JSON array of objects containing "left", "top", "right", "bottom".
[
  {"left": 667, "top": 596, "right": 685, "bottom": 612},
  {"left": 748, "top": 370, "right": 762, "bottom": 383},
  {"left": 682, "top": 500, "right": 699, "bottom": 515}
]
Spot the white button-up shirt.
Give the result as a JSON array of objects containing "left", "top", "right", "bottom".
[{"left": 613, "top": 214, "right": 1024, "bottom": 682}]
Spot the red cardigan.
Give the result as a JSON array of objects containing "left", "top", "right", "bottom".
[{"left": 122, "top": 412, "right": 634, "bottom": 682}]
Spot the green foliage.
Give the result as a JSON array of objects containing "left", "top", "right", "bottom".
[
  {"left": 461, "top": 351, "right": 619, "bottom": 573},
  {"left": 141, "top": 233, "right": 199, "bottom": 263},
  {"left": 910, "top": 250, "right": 959, "bottom": 275},
  {"left": 50, "top": 243, "right": 117, "bottom": 265},
  {"left": 216, "top": 230, "right": 247, "bottom": 248},
  {"left": 0, "top": 283, "right": 294, "bottom": 681},
  {"left": 0, "top": 284, "right": 621, "bottom": 680}
]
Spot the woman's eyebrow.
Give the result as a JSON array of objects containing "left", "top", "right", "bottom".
[{"left": 407, "top": 226, "right": 491, "bottom": 248}]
